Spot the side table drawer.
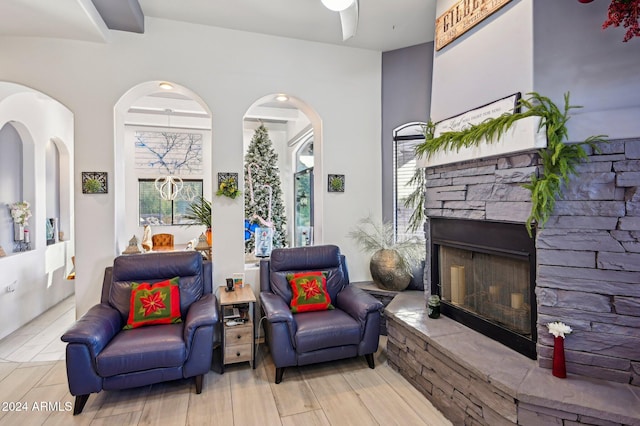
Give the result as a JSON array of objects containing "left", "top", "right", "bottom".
[
  {"left": 224, "top": 343, "right": 252, "bottom": 363},
  {"left": 224, "top": 325, "right": 252, "bottom": 345}
]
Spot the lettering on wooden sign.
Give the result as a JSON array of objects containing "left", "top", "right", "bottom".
[{"left": 435, "top": 0, "right": 513, "bottom": 51}]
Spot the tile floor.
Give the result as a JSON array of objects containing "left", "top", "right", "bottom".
[{"left": 0, "top": 296, "right": 452, "bottom": 425}]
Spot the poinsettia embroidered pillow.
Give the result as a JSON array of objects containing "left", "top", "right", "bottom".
[
  {"left": 124, "top": 277, "right": 182, "bottom": 329},
  {"left": 286, "top": 271, "right": 334, "bottom": 313}
]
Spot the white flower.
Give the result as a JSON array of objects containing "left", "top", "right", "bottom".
[
  {"left": 547, "top": 321, "right": 572, "bottom": 339},
  {"left": 8, "top": 201, "right": 32, "bottom": 226}
]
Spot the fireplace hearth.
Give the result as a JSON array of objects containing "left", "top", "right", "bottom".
[{"left": 430, "top": 217, "right": 537, "bottom": 358}]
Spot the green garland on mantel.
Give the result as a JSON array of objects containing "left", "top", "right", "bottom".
[{"left": 407, "top": 92, "right": 607, "bottom": 237}]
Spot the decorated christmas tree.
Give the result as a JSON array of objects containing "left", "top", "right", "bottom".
[{"left": 244, "top": 124, "right": 287, "bottom": 253}]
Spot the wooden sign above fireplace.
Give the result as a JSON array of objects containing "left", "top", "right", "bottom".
[{"left": 435, "top": 0, "right": 513, "bottom": 51}]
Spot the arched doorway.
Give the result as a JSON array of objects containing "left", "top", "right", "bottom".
[
  {"left": 242, "top": 94, "right": 322, "bottom": 261},
  {"left": 113, "top": 82, "right": 213, "bottom": 254}
]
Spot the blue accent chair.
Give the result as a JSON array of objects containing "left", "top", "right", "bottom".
[
  {"left": 260, "top": 245, "right": 383, "bottom": 383},
  {"left": 61, "top": 251, "right": 220, "bottom": 414}
]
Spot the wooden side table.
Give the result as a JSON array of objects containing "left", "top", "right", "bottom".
[{"left": 218, "top": 285, "right": 256, "bottom": 371}]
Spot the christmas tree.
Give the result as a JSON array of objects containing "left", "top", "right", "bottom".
[{"left": 244, "top": 124, "right": 287, "bottom": 253}]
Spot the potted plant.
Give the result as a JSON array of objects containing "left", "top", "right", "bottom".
[
  {"left": 184, "top": 196, "right": 212, "bottom": 245},
  {"left": 348, "top": 217, "right": 425, "bottom": 291}
]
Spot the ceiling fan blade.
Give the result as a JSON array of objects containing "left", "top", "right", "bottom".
[{"left": 339, "top": 0, "right": 358, "bottom": 41}]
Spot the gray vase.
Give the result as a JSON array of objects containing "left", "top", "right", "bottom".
[{"left": 370, "top": 249, "right": 411, "bottom": 291}]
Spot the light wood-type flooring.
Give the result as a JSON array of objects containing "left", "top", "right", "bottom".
[{"left": 0, "top": 296, "right": 452, "bottom": 425}]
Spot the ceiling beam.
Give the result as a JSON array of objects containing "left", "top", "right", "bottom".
[{"left": 90, "top": 0, "right": 144, "bottom": 33}]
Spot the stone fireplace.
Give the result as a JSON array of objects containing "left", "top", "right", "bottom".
[
  {"left": 385, "top": 138, "right": 640, "bottom": 425},
  {"left": 421, "top": 139, "right": 640, "bottom": 384}
]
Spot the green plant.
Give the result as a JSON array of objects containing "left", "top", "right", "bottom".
[
  {"left": 83, "top": 178, "right": 102, "bottom": 193},
  {"left": 183, "top": 196, "right": 212, "bottom": 229},
  {"left": 413, "top": 92, "right": 606, "bottom": 236},
  {"left": 329, "top": 175, "right": 344, "bottom": 192},
  {"left": 348, "top": 217, "right": 425, "bottom": 276},
  {"left": 216, "top": 175, "right": 241, "bottom": 199},
  {"left": 404, "top": 122, "right": 434, "bottom": 233}
]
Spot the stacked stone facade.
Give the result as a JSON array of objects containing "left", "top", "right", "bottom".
[{"left": 423, "top": 138, "right": 640, "bottom": 385}]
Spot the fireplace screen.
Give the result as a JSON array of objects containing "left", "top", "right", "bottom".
[{"left": 440, "top": 246, "right": 531, "bottom": 336}]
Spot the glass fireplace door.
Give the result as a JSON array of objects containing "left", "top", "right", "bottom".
[{"left": 439, "top": 246, "right": 531, "bottom": 336}]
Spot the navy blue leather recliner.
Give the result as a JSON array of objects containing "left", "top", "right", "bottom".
[
  {"left": 61, "top": 251, "right": 220, "bottom": 414},
  {"left": 259, "top": 245, "right": 383, "bottom": 383}
]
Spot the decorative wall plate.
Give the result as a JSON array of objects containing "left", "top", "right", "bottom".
[
  {"left": 82, "top": 171, "right": 108, "bottom": 194},
  {"left": 328, "top": 174, "right": 345, "bottom": 192}
]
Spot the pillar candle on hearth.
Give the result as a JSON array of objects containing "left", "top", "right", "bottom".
[
  {"left": 489, "top": 285, "right": 499, "bottom": 302},
  {"left": 450, "top": 265, "right": 466, "bottom": 305},
  {"left": 511, "top": 292, "right": 524, "bottom": 309}
]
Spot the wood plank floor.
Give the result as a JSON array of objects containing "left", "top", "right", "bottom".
[{"left": 0, "top": 297, "right": 452, "bottom": 425}]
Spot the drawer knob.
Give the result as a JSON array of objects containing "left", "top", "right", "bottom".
[
  {"left": 237, "top": 335, "right": 241, "bottom": 339},
  {"left": 236, "top": 352, "right": 241, "bottom": 357}
]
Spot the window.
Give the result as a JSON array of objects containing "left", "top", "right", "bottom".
[
  {"left": 139, "top": 179, "right": 203, "bottom": 226},
  {"left": 393, "top": 123, "right": 426, "bottom": 242}
]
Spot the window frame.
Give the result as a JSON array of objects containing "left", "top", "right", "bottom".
[{"left": 393, "top": 122, "right": 426, "bottom": 242}]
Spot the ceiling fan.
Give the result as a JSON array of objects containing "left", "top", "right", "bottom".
[{"left": 321, "top": 0, "right": 359, "bottom": 41}]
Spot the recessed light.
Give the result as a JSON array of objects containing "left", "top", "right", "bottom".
[
  {"left": 275, "top": 94, "right": 289, "bottom": 102},
  {"left": 159, "top": 82, "right": 174, "bottom": 90}
]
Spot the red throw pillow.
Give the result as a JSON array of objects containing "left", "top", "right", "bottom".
[
  {"left": 124, "top": 277, "right": 182, "bottom": 329},
  {"left": 287, "top": 271, "right": 334, "bottom": 313}
]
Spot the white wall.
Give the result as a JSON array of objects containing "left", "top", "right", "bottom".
[
  {"left": 532, "top": 1, "right": 640, "bottom": 141},
  {"left": 0, "top": 17, "right": 382, "bottom": 316},
  {"left": 431, "top": 0, "right": 533, "bottom": 122},
  {"left": 0, "top": 84, "right": 75, "bottom": 339}
]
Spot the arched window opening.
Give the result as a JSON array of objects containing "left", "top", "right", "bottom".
[
  {"left": 243, "top": 95, "right": 321, "bottom": 261},
  {"left": 393, "top": 122, "right": 426, "bottom": 242},
  {"left": 116, "top": 82, "right": 213, "bottom": 254},
  {"left": 0, "top": 123, "right": 24, "bottom": 251}
]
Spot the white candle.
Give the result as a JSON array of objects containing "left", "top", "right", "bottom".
[
  {"left": 489, "top": 285, "right": 499, "bottom": 301},
  {"left": 450, "top": 265, "right": 466, "bottom": 305},
  {"left": 511, "top": 292, "right": 524, "bottom": 309}
]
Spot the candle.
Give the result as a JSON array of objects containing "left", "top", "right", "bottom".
[
  {"left": 450, "top": 265, "right": 466, "bottom": 305},
  {"left": 511, "top": 292, "right": 524, "bottom": 309},
  {"left": 489, "top": 285, "right": 499, "bottom": 301},
  {"left": 24, "top": 230, "right": 30, "bottom": 243}
]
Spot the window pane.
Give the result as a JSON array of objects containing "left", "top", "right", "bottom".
[
  {"left": 174, "top": 181, "right": 203, "bottom": 225},
  {"left": 139, "top": 181, "right": 170, "bottom": 225},
  {"left": 393, "top": 123, "right": 425, "bottom": 242},
  {"left": 138, "top": 179, "right": 203, "bottom": 226}
]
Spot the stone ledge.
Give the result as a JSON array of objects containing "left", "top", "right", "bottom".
[
  {"left": 353, "top": 281, "right": 424, "bottom": 336},
  {"left": 385, "top": 292, "right": 640, "bottom": 425}
]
